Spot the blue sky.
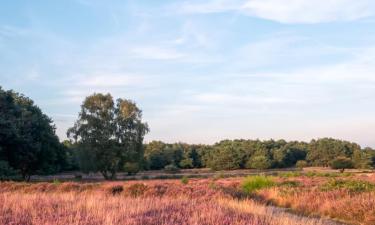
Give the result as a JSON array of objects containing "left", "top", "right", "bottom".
[{"left": 1, "top": 0, "right": 375, "bottom": 147}]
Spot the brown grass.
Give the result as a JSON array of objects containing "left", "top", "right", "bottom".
[
  {"left": 257, "top": 175, "right": 375, "bottom": 225},
  {"left": 0, "top": 179, "right": 336, "bottom": 225}
]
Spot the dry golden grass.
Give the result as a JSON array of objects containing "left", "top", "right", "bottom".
[
  {"left": 0, "top": 178, "right": 337, "bottom": 225},
  {"left": 257, "top": 174, "right": 375, "bottom": 225}
]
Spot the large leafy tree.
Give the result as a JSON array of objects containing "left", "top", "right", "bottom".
[
  {"left": 0, "top": 87, "right": 65, "bottom": 180},
  {"left": 68, "top": 93, "right": 148, "bottom": 179}
]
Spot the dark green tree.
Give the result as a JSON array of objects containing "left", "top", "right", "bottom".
[{"left": 0, "top": 87, "right": 65, "bottom": 180}]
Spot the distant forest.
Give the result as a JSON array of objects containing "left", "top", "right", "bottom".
[{"left": 1, "top": 87, "right": 374, "bottom": 180}]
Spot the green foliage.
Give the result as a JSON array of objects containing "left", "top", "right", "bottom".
[
  {"left": 304, "top": 171, "right": 351, "bottom": 178},
  {"left": 307, "top": 138, "right": 360, "bottom": 167},
  {"left": 330, "top": 157, "right": 353, "bottom": 172},
  {"left": 246, "top": 155, "right": 273, "bottom": 169},
  {"left": 0, "top": 87, "right": 66, "bottom": 180},
  {"left": 164, "top": 164, "right": 180, "bottom": 173},
  {"left": 68, "top": 93, "right": 148, "bottom": 180},
  {"left": 179, "top": 158, "right": 194, "bottom": 169},
  {"left": 296, "top": 160, "right": 308, "bottom": 169},
  {"left": 322, "top": 179, "right": 375, "bottom": 192},
  {"left": 124, "top": 162, "right": 140, "bottom": 175},
  {"left": 241, "top": 176, "right": 275, "bottom": 194},
  {"left": 181, "top": 176, "right": 189, "bottom": 184},
  {"left": 278, "top": 180, "right": 300, "bottom": 187},
  {"left": 53, "top": 179, "right": 61, "bottom": 185},
  {"left": 278, "top": 171, "right": 302, "bottom": 178}
]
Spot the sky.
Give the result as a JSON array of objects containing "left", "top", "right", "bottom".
[{"left": 1, "top": 0, "right": 375, "bottom": 147}]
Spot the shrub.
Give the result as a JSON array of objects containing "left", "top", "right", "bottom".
[
  {"left": 330, "top": 157, "right": 353, "bottom": 173},
  {"left": 322, "top": 179, "right": 375, "bottom": 192},
  {"left": 164, "top": 164, "right": 180, "bottom": 173},
  {"left": 246, "top": 156, "right": 273, "bottom": 170},
  {"left": 278, "top": 171, "right": 301, "bottom": 178},
  {"left": 279, "top": 180, "right": 300, "bottom": 187},
  {"left": 179, "top": 158, "right": 193, "bottom": 169},
  {"left": 124, "top": 162, "right": 140, "bottom": 175},
  {"left": 108, "top": 185, "right": 124, "bottom": 195},
  {"left": 296, "top": 160, "right": 308, "bottom": 169},
  {"left": 241, "top": 176, "right": 275, "bottom": 194},
  {"left": 127, "top": 183, "right": 148, "bottom": 197},
  {"left": 213, "top": 172, "right": 225, "bottom": 181},
  {"left": 181, "top": 176, "right": 189, "bottom": 185},
  {"left": 53, "top": 179, "right": 61, "bottom": 185}
]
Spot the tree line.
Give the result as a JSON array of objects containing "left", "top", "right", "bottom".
[{"left": 1, "top": 88, "right": 374, "bottom": 180}]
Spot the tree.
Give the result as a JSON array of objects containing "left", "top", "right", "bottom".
[
  {"left": 68, "top": 93, "right": 148, "bottom": 179},
  {"left": 330, "top": 157, "right": 353, "bottom": 173},
  {"left": 0, "top": 87, "right": 65, "bottom": 180},
  {"left": 307, "top": 138, "right": 360, "bottom": 167},
  {"left": 246, "top": 155, "right": 273, "bottom": 170}
]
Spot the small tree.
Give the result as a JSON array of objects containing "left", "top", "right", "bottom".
[
  {"left": 296, "top": 160, "right": 308, "bottom": 170},
  {"left": 247, "top": 156, "right": 273, "bottom": 170},
  {"left": 330, "top": 157, "right": 353, "bottom": 173}
]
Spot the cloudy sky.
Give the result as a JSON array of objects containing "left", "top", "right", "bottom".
[{"left": 1, "top": 0, "right": 375, "bottom": 147}]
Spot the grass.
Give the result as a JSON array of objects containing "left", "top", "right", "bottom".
[
  {"left": 2, "top": 172, "right": 375, "bottom": 225},
  {"left": 0, "top": 179, "right": 336, "bottom": 225},
  {"left": 257, "top": 173, "right": 375, "bottom": 224},
  {"left": 241, "top": 175, "right": 275, "bottom": 194},
  {"left": 181, "top": 176, "right": 189, "bottom": 184},
  {"left": 321, "top": 179, "right": 375, "bottom": 192}
]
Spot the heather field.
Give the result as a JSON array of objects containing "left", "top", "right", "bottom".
[{"left": 2, "top": 172, "right": 375, "bottom": 225}]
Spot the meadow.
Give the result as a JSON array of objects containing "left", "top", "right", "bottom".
[{"left": 2, "top": 170, "right": 375, "bottom": 225}]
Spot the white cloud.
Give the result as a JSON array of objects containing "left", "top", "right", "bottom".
[{"left": 177, "top": 0, "right": 375, "bottom": 24}]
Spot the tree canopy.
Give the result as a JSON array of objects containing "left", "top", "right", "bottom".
[
  {"left": 68, "top": 93, "right": 148, "bottom": 179},
  {"left": 0, "top": 87, "right": 65, "bottom": 180}
]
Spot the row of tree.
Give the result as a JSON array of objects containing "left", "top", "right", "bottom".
[
  {"left": 141, "top": 138, "right": 375, "bottom": 171},
  {"left": 1, "top": 88, "right": 374, "bottom": 180}
]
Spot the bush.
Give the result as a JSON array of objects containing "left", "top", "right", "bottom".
[
  {"left": 246, "top": 156, "right": 272, "bottom": 170},
  {"left": 164, "top": 164, "right": 180, "bottom": 173},
  {"left": 241, "top": 176, "right": 275, "bottom": 194},
  {"left": 181, "top": 176, "right": 189, "bottom": 184},
  {"left": 179, "top": 158, "right": 193, "bottom": 169},
  {"left": 213, "top": 172, "right": 225, "bottom": 181},
  {"left": 278, "top": 171, "right": 301, "bottom": 178},
  {"left": 108, "top": 185, "right": 124, "bottom": 195},
  {"left": 296, "top": 160, "right": 308, "bottom": 169},
  {"left": 322, "top": 179, "right": 375, "bottom": 192},
  {"left": 124, "top": 162, "right": 140, "bottom": 175},
  {"left": 127, "top": 183, "right": 148, "bottom": 197},
  {"left": 278, "top": 180, "right": 300, "bottom": 187},
  {"left": 330, "top": 157, "right": 353, "bottom": 173},
  {"left": 53, "top": 179, "right": 61, "bottom": 185}
]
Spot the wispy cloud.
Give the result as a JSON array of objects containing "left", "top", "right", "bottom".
[{"left": 176, "top": 0, "right": 375, "bottom": 24}]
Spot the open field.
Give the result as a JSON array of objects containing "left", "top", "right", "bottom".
[{"left": 3, "top": 171, "right": 375, "bottom": 225}]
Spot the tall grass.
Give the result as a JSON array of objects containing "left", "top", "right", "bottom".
[
  {"left": 241, "top": 176, "right": 275, "bottom": 194},
  {"left": 0, "top": 180, "right": 335, "bottom": 225}
]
